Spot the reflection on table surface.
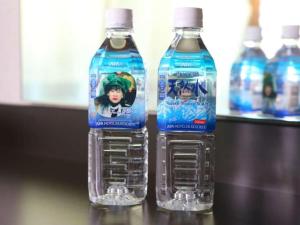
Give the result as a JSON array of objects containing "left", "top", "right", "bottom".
[
  {"left": 0, "top": 158, "right": 300, "bottom": 225},
  {"left": 89, "top": 202, "right": 215, "bottom": 225},
  {"left": 89, "top": 205, "right": 144, "bottom": 225},
  {"left": 219, "top": 109, "right": 300, "bottom": 123}
]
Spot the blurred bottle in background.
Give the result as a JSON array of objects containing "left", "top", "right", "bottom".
[
  {"left": 263, "top": 25, "right": 300, "bottom": 117},
  {"left": 230, "top": 26, "right": 267, "bottom": 114}
]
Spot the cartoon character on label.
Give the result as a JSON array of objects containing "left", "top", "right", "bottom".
[{"left": 94, "top": 72, "right": 136, "bottom": 118}]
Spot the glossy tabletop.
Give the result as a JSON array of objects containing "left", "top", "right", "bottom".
[{"left": 0, "top": 156, "right": 299, "bottom": 225}]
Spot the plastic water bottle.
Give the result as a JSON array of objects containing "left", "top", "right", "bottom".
[
  {"left": 263, "top": 25, "right": 300, "bottom": 117},
  {"left": 88, "top": 8, "right": 148, "bottom": 206},
  {"left": 156, "top": 7, "right": 217, "bottom": 211},
  {"left": 230, "top": 26, "right": 267, "bottom": 113}
]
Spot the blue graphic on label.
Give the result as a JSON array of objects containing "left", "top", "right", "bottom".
[
  {"left": 157, "top": 52, "right": 216, "bottom": 132},
  {"left": 157, "top": 50, "right": 217, "bottom": 132},
  {"left": 167, "top": 79, "right": 208, "bottom": 97},
  {"left": 90, "top": 74, "right": 97, "bottom": 98}
]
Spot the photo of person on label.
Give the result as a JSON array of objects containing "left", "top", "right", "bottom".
[
  {"left": 94, "top": 72, "right": 134, "bottom": 117},
  {"left": 179, "top": 87, "right": 193, "bottom": 102},
  {"left": 262, "top": 73, "right": 277, "bottom": 113}
]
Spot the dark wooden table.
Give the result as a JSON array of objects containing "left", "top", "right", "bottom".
[
  {"left": 1, "top": 156, "right": 299, "bottom": 225},
  {"left": 1, "top": 105, "right": 300, "bottom": 225}
]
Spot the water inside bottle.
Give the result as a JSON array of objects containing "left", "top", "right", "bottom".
[
  {"left": 89, "top": 128, "right": 148, "bottom": 205},
  {"left": 156, "top": 132, "right": 214, "bottom": 211}
]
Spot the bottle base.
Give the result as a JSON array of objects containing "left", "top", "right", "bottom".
[
  {"left": 90, "top": 185, "right": 144, "bottom": 206},
  {"left": 157, "top": 198, "right": 212, "bottom": 212}
]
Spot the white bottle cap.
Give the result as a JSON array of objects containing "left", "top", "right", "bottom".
[
  {"left": 105, "top": 8, "right": 133, "bottom": 29},
  {"left": 244, "top": 26, "right": 262, "bottom": 42},
  {"left": 174, "top": 7, "right": 203, "bottom": 28},
  {"left": 282, "top": 25, "right": 300, "bottom": 39}
]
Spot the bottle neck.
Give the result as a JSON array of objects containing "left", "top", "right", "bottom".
[
  {"left": 174, "top": 27, "right": 202, "bottom": 38},
  {"left": 281, "top": 38, "right": 299, "bottom": 47},
  {"left": 243, "top": 40, "right": 261, "bottom": 48},
  {"left": 106, "top": 28, "right": 133, "bottom": 38}
]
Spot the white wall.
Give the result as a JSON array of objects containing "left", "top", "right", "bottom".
[
  {"left": 1, "top": 0, "right": 249, "bottom": 112},
  {"left": 0, "top": 0, "right": 22, "bottom": 104}
]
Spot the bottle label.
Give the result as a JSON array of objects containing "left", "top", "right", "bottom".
[
  {"left": 89, "top": 71, "right": 145, "bottom": 128},
  {"left": 275, "top": 83, "right": 299, "bottom": 109},
  {"left": 274, "top": 72, "right": 300, "bottom": 116},
  {"left": 157, "top": 59, "right": 216, "bottom": 132}
]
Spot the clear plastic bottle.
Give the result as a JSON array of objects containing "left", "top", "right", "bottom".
[
  {"left": 88, "top": 8, "right": 148, "bottom": 206},
  {"left": 156, "top": 7, "right": 217, "bottom": 211},
  {"left": 230, "top": 26, "right": 267, "bottom": 113},
  {"left": 263, "top": 25, "right": 300, "bottom": 117}
]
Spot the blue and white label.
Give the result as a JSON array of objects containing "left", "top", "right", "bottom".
[
  {"left": 157, "top": 50, "right": 217, "bottom": 132},
  {"left": 273, "top": 56, "right": 300, "bottom": 117}
]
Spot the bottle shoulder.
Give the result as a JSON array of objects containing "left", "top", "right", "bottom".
[
  {"left": 240, "top": 47, "right": 266, "bottom": 59},
  {"left": 275, "top": 45, "right": 300, "bottom": 58},
  {"left": 160, "top": 37, "right": 214, "bottom": 63},
  {"left": 159, "top": 47, "right": 216, "bottom": 73},
  {"left": 265, "top": 50, "right": 300, "bottom": 78},
  {"left": 95, "top": 36, "right": 142, "bottom": 57},
  {"left": 89, "top": 39, "right": 145, "bottom": 76}
]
